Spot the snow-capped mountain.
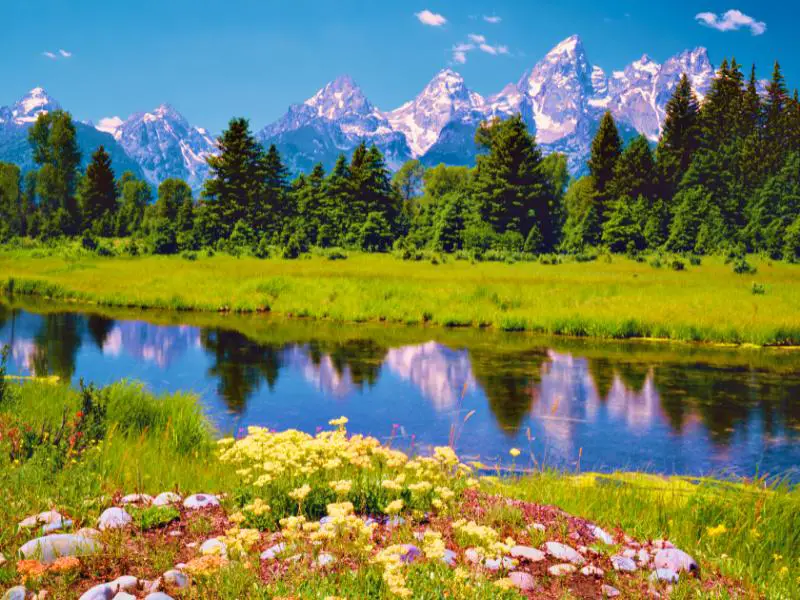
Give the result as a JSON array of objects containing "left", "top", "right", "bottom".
[
  {"left": 1, "top": 37, "right": 719, "bottom": 187},
  {"left": 97, "top": 104, "right": 217, "bottom": 191},
  {"left": 0, "top": 88, "right": 145, "bottom": 180},
  {"left": 258, "top": 75, "right": 411, "bottom": 172}
]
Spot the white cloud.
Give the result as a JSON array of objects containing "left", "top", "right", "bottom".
[
  {"left": 96, "top": 116, "right": 124, "bottom": 135},
  {"left": 695, "top": 9, "right": 766, "bottom": 35},
  {"left": 483, "top": 15, "right": 502, "bottom": 24},
  {"left": 58, "top": 49, "right": 72, "bottom": 58},
  {"left": 453, "top": 42, "right": 474, "bottom": 52},
  {"left": 415, "top": 9, "right": 447, "bottom": 27},
  {"left": 468, "top": 33, "right": 486, "bottom": 44},
  {"left": 479, "top": 43, "right": 509, "bottom": 55},
  {"left": 42, "top": 51, "right": 57, "bottom": 59},
  {"left": 452, "top": 50, "right": 468, "bottom": 64}
]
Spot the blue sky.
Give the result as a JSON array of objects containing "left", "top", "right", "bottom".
[{"left": 2, "top": 1, "right": 797, "bottom": 133}]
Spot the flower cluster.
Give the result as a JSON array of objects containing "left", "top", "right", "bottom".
[
  {"left": 217, "top": 526, "right": 262, "bottom": 558},
  {"left": 452, "top": 519, "right": 515, "bottom": 561},
  {"left": 279, "top": 501, "right": 377, "bottom": 560}
]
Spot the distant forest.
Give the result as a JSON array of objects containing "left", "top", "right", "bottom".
[{"left": 1, "top": 58, "right": 799, "bottom": 263}]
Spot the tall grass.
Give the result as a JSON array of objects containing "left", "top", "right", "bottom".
[{"left": 1, "top": 250, "right": 799, "bottom": 345}]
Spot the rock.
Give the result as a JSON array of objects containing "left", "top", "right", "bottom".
[
  {"left": 199, "top": 538, "right": 227, "bottom": 557},
  {"left": 144, "top": 578, "right": 161, "bottom": 594},
  {"left": 2, "top": 587, "right": 28, "bottom": 600},
  {"left": 18, "top": 510, "right": 64, "bottom": 530},
  {"left": 120, "top": 494, "right": 153, "bottom": 505},
  {"left": 162, "top": 570, "right": 188, "bottom": 589},
  {"left": 41, "top": 519, "right": 73, "bottom": 534},
  {"left": 316, "top": 552, "right": 335, "bottom": 567},
  {"left": 183, "top": 494, "right": 219, "bottom": 510},
  {"left": 400, "top": 545, "right": 420, "bottom": 564},
  {"left": 144, "top": 595, "right": 174, "bottom": 600},
  {"left": 653, "top": 548, "right": 698, "bottom": 574},
  {"left": 113, "top": 594, "right": 136, "bottom": 600},
  {"left": 386, "top": 516, "right": 405, "bottom": 527},
  {"left": 580, "top": 565, "right": 604, "bottom": 576},
  {"left": 622, "top": 548, "right": 637, "bottom": 558},
  {"left": 78, "top": 584, "right": 117, "bottom": 600},
  {"left": 319, "top": 516, "right": 333, "bottom": 525},
  {"left": 153, "top": 492, "right": 182, "bottom": 506},
  {"left": 591, "top": 526, "right": 614, "bottom": 545},
  {"left": 0, "top": 553, "right": 6, "bottom": 567},
  {"left": 611, "top": 555, "right": 637, "bottom": 572},
  {"left": 464, "top": 548, "right": 481, "bottom": 564},
  {"left": 112, "top": 576, "right": 139, "bottom": 592},
  {"left": 510, "top": 545, "right": 546, "bottom": 562},
  {"left": 76, "top": 528, "right": 101, "bottom": 539},
  {"left": 441, "top": 549, "right": 456, "bottom": 566},
  {"left": 568, "top": 531, "right": 581, "bottom": 541},
  {"left": 36, "top": 592, "right": 48, "bottom": 600},
  {"left": 18, "top": 533, "right": 101, "bottom": 564},
  {"left": 168, "top": 531, "right": 182, "bottom": 537},
  {"left": 530, "top": 522, "right": 546, "bottom": 532},
  {"left": 509, "top": 571, "right": 536, "bottom": 591},
  {"left": 548, "top": 563, "right": 576, "bottom": 576},
  {"left": 601, "top": 584, "right": 621, "bottom": 597},
  {"left": 544, "top": 542, "right": 585, "bottom": 565},
  {"left": 637, "top": 548, "right": 651, "bottom": 565},
  {"left": 260, "top": 543, "right": 286, "bottom": 560},
  {"left": 98, "top": 508, "right": 132, "bottom": 531},
  {"left": 652, "top": 539, "right": 675, "bottom": 550},
  {"left": 483, "top": 557, "right": 515, "bottom": 571},
  {"left": 650, "top": 568, "right": 679, "bottom": 583}
]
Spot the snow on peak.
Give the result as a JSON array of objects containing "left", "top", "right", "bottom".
[
  {"left": 96, "top": 116, "right": 124, "bottom": 138},
  {"left": 11, "top": 87, "right": 59, "bottom": 123},
  {"left": 304, "top": 74, "right": 376, "bottom": 120},
  {"left": 546, "top": 35, "right": 584, "bottom": 59}
]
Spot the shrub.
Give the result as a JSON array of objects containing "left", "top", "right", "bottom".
[
  {"left": 751, "top": 282, "right": 766, "bottom": 295},
  {"left": 282, "top": 234, "right": 307, "bottom": 259},
  {"left": 130, "top": 506, "right": 180, "bottom": 530},
  {"left": 733, "top": 258, "right": 757, "bottom": 275},
  {"left": 670, "top": 259, "right": 686, "bottom": 271},
  {"left": 81, "top": 231, "right": 98, "bottom": 251},
  {"left": 181, "top": 251, "right": 198, "bottom": 261},
  {"left": 689, "top": 255, "right": 702, "bottom": 266},
  {"left": 325, "top": 248, "right": 348, "bottom": 261},
  {"left": 649, "top": 256, "right": 663, "bottom": 269},
  {"left": 254, "top": 236, "right": 271, "bottom": 259}
]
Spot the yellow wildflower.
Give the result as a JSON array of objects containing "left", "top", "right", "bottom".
[{"left": 509, "top": 448, "right": 521, "bottom": 457}]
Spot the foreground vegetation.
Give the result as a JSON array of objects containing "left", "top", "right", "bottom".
[
  {"left": 0, "top": 375, "right": 797, "bottom": 598},
  {"left": 2, "top": 248, "right": 800, "bottom": 346}
]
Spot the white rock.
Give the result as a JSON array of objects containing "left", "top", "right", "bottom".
[
  {"left": 111, "top": 576, "right": 139, "bottom": 592},
  {"left": 3, "top": 586, "right": 28, "bottom": 600},
  {"left": 260, "top": 543, "right": 286, "bottom": 560},
  {"left": 19, "top": 533, "right": 101, "bottom": 564},
  {"left": 601, "top": 584, "right": 621, "bottom": 597},
  {"left": 483, "top": 557, "right": 515, "bottom": 571},
  {"left": 78, "top": 584, "right": 117, "bottom": 600},
  {"left": 530, "top": 522, "right": 546, "bottom": 532},
  {"left": 464, "top": 548, "right": 481, "bottom": 564},
  {"left": 653, "top": 548, "right": 698, "bottom": 574},
  {"left": 611, "top": 554, "right": 637, "bottom": 572},
  {"left": 650, "top": 568, "right": 679, "bottom": 583},
  {"left": 120, "top": 494, "right": 153, "bottom": 505},
  {"left": 510, "top": 545, "right": 546, "bottom": 562},
  {"left": 18, "top": 510, "right": 64, "bottom": 530},
  {"left": 544, "top": 542, "right": 585, "bottom": 564},
  {"left": 591, "top": 525, "right": 614, "bottom": 545},
  {"left": 580, "top": 565, "right": 604, "bottom": 576},
  {"left": 183, "top": 494, "right": 219, "bottom": 509},
  {"left": 113, "top": 594, "right": 136, "bottom": 600},
  {"left": 316, "top": 552, "right": 335, "bottom": 567},
  {"left": 509, "top": 571, "right": 536, "bottom": 591},
  {"left": 144, "top": 594, "right": 174, "bottom": 600},
  {"left": 162, "top": 570, "right": 188, "bottom": 589},
  {"left": 199, "top": 538, "right": 227, "bottom": 557},
  {"left": 98, "top": 508, "right": 132, "bottom": 531},
  {"left": 0, "top": 553, "right": 6, "bottom": 567},
  {"left": 548, "top": 563, "right": 576, "bottom": 576},
  {"left": 153, "top": 492, "right": 182, "bottom": 507}
]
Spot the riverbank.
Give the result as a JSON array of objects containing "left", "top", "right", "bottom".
[
  {"left": 1, "top": 250, "right": 800, "bottom": 346},
  {"left": 1, "top": 379, "right": 797, "bottom": 598}
]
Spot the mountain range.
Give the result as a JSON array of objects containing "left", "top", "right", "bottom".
[{"left": 0, "top": 35, "right": 716, "bottom": 191}]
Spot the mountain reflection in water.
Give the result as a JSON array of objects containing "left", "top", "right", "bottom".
[{"left": 1, "top": 304, "right": 798, "bottom": 480}]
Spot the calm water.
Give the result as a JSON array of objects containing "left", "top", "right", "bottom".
[{"left": 2, "top": 301, "right": 799, "bottom": 481}]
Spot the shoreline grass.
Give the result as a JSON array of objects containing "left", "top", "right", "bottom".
[
  {"left": 1, "top": 250, "right": 800, "bottom": 346},
  {"left": 0, "top": 379, "right": 797, "bottom": 597}
]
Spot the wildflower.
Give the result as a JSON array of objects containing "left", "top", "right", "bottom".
[
  {"left": 184, "top": 555, "right": 227, "bottom": 576},
  {"left": 385, "top": 499, "right": 404, "bottom": 515},
  {"left": 289, "top": 484, "right": 312, "bottom": 502},
  {"left": 706, "top": 523, "right": 727, "bottom": 537},
  {"left": 329, "top": 479, "right": 353, "bottom": 496},
  {"left": 494, "top": 577, "right": 516, "bottom": 590},
  {"left": 509, "top": 448, "right": 521, "bottom": 457},
  {"left": 422, "top": 530, "right": 446, "bottom": 561},
  {"left": 329, "top": 416, "right": 349, "bottom": 427},
  {"left": 381, "top": 479, "right": 402, "bottom": 491},
  {"left": 326, "top": 501, "right": 355, "bottom": 518}
]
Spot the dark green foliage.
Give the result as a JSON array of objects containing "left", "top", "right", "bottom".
[
  {"left": 148, "top": 218, "right": 178, "bottom": 255},
  {"left": 560, "top": 177, "right": 599, "bottom": 252},
  {"left": 358, "top": 211, "right": 393, "bottom": 252},
  {"left": 130, "top": 505, "right": 180, "bottom": 530},
  {"left": 116, "top": 173, "right": 151, "bottom": 237},
  {"left": 733, "top": 258, "right": 757, "bottom": 275},
  {"left": 656, "top": 74, "right": 700, "bottom": 200},
  {"left": 588, "top": 112, "right": 622, "bottom": 201},
  {"left": 79, "top": 146, "right": 116, "bottom": 234}
]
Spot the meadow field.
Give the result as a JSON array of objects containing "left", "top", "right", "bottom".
[
  {"left": 1, "top": 249, "right": 800, "bottom": 346},
  {"left": 0, "top": 378, "right": 797, "bottom": 598}
]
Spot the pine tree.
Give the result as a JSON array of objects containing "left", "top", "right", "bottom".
[
  {"left": 762, "top": 62, "right": 790, "bottom": 175},
  {"left": 560, "top": 177, "right": 600, "bottom": 253},
  {"left": 610, "top": 136, "right": 656, "bottom": 201},
  {"left": 322, "top": 154, "right": 352, "bottom": 244},
  {"left": 115, "top": 173, "right": 151, "bottom": 237},
  {"left": 260, "top": 144, "right": 290, "bottom": 235},
  {"left": 471, "top": 115, "right": 553, "bottom": 244},
  {"left": 79, "top": 146, "right": 117, "bottom": 234},
  {"left": 602, "top": 196, "right": 644, "bottom": 252},
  {"left": 0, "top": 162, "right": 22, "bottom": 239},
  {"left": 588, "top": 111, "right": 622, "bottom": 222},
  {"left": 155, "top": 179, "right": 192, "bottom": 221},
  {"left": 656, "top": 74, "right": 699, "bottom": 200},
  {"left": 203, "top": 118, "right": 265, "bottom": 237}
]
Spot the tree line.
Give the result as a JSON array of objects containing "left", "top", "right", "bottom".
[{"left": 0, "top": 58, "right": 799, "bottom": 262}]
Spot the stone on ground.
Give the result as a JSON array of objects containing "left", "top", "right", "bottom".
[
  {"left": 162, "top": 570, "right": 188, "bottom": 589},
  {"left": 580, "top": 565, "right": 604, "bottom": 576},
  {"left": 483, "top": 557, "right": 515, "bottom": 571},
  {"left": 611, "top": 554, "right": 637, "bottom": 572},
  {"left": 654, "top": 548, "right": 698, "bottom": 574},
  {"left": 98, "top": 508, "right": 132, "bottom": 531},
  {"left": 260, "top": 543, "right": 286, "bottom": 560},
  {"left": 544, "top": 542, "right": 585, "bottom": 564},
  {"left": 152, "top": 492, "right": 182, "bottom": 506},
  {"left": 601, "top": 584, "right": 621, "bottom": 597},
  {"left": 591, "top": 525, "right": 614, "bottom": 545},
  {"left": 509, "top": 571, "right": 536, "bottom": 591},
  {"left": 2, "top": 587, "right": 28, "bottom": 600},
  {"left": 548, "top": 563, "right": 577, "bottom": 576},
  {"left": 510, "top": 545, "right": 545, "bottom": 562},
  {"left": 120, "top": 494, "right": 153, "bottom": 505},
  {"left": 18, "top": 533, "right": 101, "bottom": 564},
  {"left": 650, "top": 568, "right": 680, "bottom": 583},
  {"left": 199, "top": 538, "right": 227, "bottom": 557},
  {"left": 183, "top": 494, "right": 219, "bottom": 509}
]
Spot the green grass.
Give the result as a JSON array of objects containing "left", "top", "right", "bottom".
[{"left": 1, "top": 249, "right": 799, "bottom": 345}]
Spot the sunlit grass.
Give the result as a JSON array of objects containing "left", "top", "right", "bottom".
[{"left": 1, "top": 250, "right": 800, "bottom": 345}]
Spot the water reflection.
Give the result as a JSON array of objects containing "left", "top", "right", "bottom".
[{"left": 1, "top": 305, "right": 798, "bottom": 479}]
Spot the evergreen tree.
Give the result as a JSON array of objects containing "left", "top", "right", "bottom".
[
  {"left": 560, "top": 177, "right": 600, "bottom": 253},
  {"left": 155, "top": 178, "right": 192, "bottom": 221},
  {"left": 471, "top": 115, "right": 553, "bottom": 244},
  {"left": 115, "top": 173, "right": 151, "bottom": 237},
  {"left": 28, "top": 110, "right": 81, "bottom": 234},
  {"left": 322, "top": 154, "right": 352, "bottom": 244},
  {"left": 79, "top": 146, "right": 117, "bottom": 234},
  {"left": 609, "top": 136, "right": 656, "bottom": 201},
  {"left": 432, "top": 192, "right": 469, "bottom": 252},
  {"left": 260, "top": 144, "right": 290, "bottom": 235},
  {"left": 744, "top": 152, "right": 800, "bottom": 257},
  {"left": 203, "top": 118, "right": 265, "bottom": 237},
  {"left": 656, "top": 74, "right": 699, "bottom": 200},
  {"left": 602, "top": 196, "right": 644, "bottom": 252},
  {"left": 762, "top": 62, "right": 790, "bottom": 175},
  {"left": 0, "top": 163, "right": 22, "bottom": 239},
  {"left": 392, "top": 159, "right": 425, "bottom": 202},
  {"left": 589, "top": 112, "right": 622, "bottom": 193}
]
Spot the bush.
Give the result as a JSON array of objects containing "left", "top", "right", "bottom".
[
  {"left": 122, "top": 239, "right": 141, "bottom": 257},
  {"left": 96, "top": 243, "right": 115, "bottom": 257},
  {"left": 539, "top": 254, "right": 561, "bottom": 265},
  {"left": 649, "top": 256, "right": 663, "bottom": 269},
  {"left": 573, "top": 251, "right": 597, "bottom": 263},
  {"left": 181, "top": 251, "right": 198, "bottom": 261},
  {"left": 670, "top": 259, "right": 686, "bottom": 271},
  {"left": 81, "top": 231, "right": 98, "bottom": 251},
  {"left": 282, "top": 234, "right": 307, "bottom": 259},
  {"left": 689, "top": 255, "right": 702, "bottom": 266},
  {"left": 751, "top": 282, "right": 766, "bottom": 295},
  {"left": 733, "top": 258, "right": 757, "bottom": 275},
  {"left": 130, "top": 506, "right": 180, "bottom": 530},
  {"left": 325, "top": 248, "right": 348, "bottom": 261},
  {"left": 254, "top": 236, "right": 271, "bottom": 259}
]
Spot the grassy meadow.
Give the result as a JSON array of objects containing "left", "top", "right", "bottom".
[
  {"left": 1, "top": 248, "right": 800, "bottom": 345},
  {"left": 0, "top": 378, "right": 798, "bottom": 598}
]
